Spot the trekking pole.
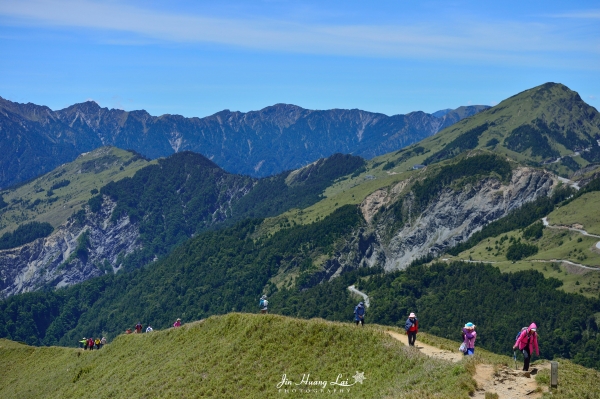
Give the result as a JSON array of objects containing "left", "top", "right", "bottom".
[{"left": 513, "top": 351, "right": 517, "bottom": 370}]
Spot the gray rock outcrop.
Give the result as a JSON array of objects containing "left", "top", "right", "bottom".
[
  {"left": 0, "top": 198, "right": 140, "bottom": 298},
  {"left": 319, "top": 167, "right": 555, "bottom": 280}
]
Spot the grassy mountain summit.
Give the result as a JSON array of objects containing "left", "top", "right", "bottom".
[
  {"left": 364, "top": 83, "right": 600, "bottom": 180},
  {"left": 425, "top": 83, "right": 600, "bottom": 167},
  {"left": 2, "top": 313, "right": 600, "bottom": 398},
  {"left": 0, "top": 313, "right": 476, "bottom": 399}
]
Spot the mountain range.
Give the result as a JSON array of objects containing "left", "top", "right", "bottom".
[
  {"left": 0, "top": 96, "right": 487, "bottom": 189},
  {"left": 2, "top": 82, "right": 600, "bottom": 373}
]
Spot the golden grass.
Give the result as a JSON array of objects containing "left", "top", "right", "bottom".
[{"left": 0, "top": 313, "right": 477, "bottom": 399}]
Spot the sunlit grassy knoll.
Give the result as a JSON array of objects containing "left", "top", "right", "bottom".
[
  {"left": 548, "top": 191, "right": 600, "bottom": 235},
  {"left": 0, "top": 313, "right": 477, "bottom": 399},
  {"left": 0, "top": 147, "right": 154, "bottom": 236}
]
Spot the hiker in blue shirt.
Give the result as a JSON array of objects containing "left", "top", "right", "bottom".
[{"left": 354, "top": 302, "right": 366, "bottom": 326}]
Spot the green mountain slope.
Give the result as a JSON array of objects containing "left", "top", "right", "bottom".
[
  {"left": 0, "top": 147, "right": 152, "bottom": 238},
  {"left": 0, "top": 313, "right": 476, "bottom": 399},
  {"left": 348, "top": 83, "right": 600, "bottom": 185},
  {"left": 451, "top": 182, "right": 600, "bottom": 298}
]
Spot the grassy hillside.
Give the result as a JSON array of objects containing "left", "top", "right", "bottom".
[
  {"left": 453, "top": 185, "right": 600, "bottom": 298},
  {"left": 0, "top": 313, "right": 476, "bottom": 399},
  {"left": 548, "top": 191, "right": 600, "bottom": 235},
  {"left": 0, "top": 147, "right": 152, "bottom": 237}
]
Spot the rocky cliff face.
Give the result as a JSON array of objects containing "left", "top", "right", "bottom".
[
  {"left": 0, "top": 198, "right": 139, "bottom": 298},
  {"left": 318, "top": 168, "right": 555, "bottom": 281},
  {"left": 0, "top": 96, "right": 487, "bottom": 188}
]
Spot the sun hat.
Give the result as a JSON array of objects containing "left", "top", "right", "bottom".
[
  {"left": 465, "top": 322, "right": 474, "bottom": 328},
  {"left": 177, "top": 318, "right": 181, "bottom": 321},
  {"left": 409, "top": 312, "right": 416, "bottom": 318}
]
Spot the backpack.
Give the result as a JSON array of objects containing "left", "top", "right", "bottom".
[
  {"left": 515, "top": 327, "right": 528, "bottom": 342},
  {"left": 259, "top": 299, "right": 265, "bottom": 308}
]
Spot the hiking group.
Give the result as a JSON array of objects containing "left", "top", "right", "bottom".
[
  {"left": 79, "top": 337, "right": 106, "bottom": 350},
  {"left": 402, "top": 314, "right": 539, "bottom": 372}
]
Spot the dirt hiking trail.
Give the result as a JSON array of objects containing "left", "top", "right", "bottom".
[{"left": 387, "top": 331, "right": 549, "bottom": 399}]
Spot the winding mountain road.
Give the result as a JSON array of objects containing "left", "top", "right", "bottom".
[
  {"left": 347, "top": 285, "right": 370, "bottom": 308},
  {"left": 537, "top": 217, "right": 600, "bottom": 270}
]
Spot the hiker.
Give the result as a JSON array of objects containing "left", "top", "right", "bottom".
[
  {"left": 146, "top": 325, "right": 153, "bottom": 333},
  {"left": 125, "top": 328, "right": 132, "bottom": 334},
  {"left": 87, "top": 337, "right": 95, "bottom": 350},
  {"left": 259, "top": 295, "right": 269, "bottom": 314},
  {"left": 513, "top": 323, "right": 539, "bottom": 371},
  {"left": 80, "top": 337, "right": 87, "bottom": 350},
  {"left": 461, "top": 322, "right": 477, "bottom": 356},
  {"left": 135, "top": 322, "right": 143, "bottom": 334},
  {"left": 404, "top": 312, "right": 419, "bottom": 346},
  {"left": 173, "top": 318, "right": 181, "bottom": 328},
  {"left": 354, "top": 302, "right": 366, "bottom": 326},
  {"left": 100, "top": 337, "right": 107, "bottom": 346},
  {"left": 95, "top": 337, "right": 101, "bottom": 349}
]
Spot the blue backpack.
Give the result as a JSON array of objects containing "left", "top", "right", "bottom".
[{"left": 515, "top": 327, "right": 527, "bottom": 342}]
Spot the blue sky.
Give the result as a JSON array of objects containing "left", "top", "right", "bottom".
[{"left": 0, "top": 0, "right": 598, "bottom": 117}]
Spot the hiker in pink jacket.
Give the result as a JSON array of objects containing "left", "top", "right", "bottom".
[{"left": 513, "top": 322, "right": 539, "bottom": 371}]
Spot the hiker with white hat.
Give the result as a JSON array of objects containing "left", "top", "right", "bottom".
[
  {"left": 461, "top": 322, "right": 477, "bottom": 356},
  {"left": 404, "top": 312, "right": 419, "bottom": 346}
]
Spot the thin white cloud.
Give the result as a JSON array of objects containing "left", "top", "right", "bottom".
[
  {"left": 549, "top": 10, "right": 600, "bottom": 19},
  {"left": 0, "top": 0, "right": 597, "bottom": 65}
]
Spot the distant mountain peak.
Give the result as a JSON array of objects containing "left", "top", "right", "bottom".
[{"left": 432, "top": 109, "right": 453, "bottom": 118}]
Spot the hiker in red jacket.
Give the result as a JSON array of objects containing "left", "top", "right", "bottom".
[
  {"left": 135, "top": 322, "right": 143, "bottom": 334},
  {"left": 87, "top": 337, "right": 95, "bottom": 350},
  {"left": 513, "top": 322, "right": 539, "bottom": 371},
  {"left": 404, "top": 312, "right": 419, "bottom": 346}
]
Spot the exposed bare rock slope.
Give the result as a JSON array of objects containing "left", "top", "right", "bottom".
[
  {"left": 319, "top": 167, "right": 555, "bottom": 280},
  {"left": 0, "top": 198, "right": 139, "bottom": 298}
]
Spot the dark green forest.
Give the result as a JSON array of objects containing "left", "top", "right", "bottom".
[
  {"left": 88, "top": 151, "right": 364, "bottom": 272},
  {"left": 424, "top": 123, "right": 490, "bottom": 164},
  {"left": 275, "top": 262, "right": 600, "bottom": 370},
  {"left": 0, "top": 205, "right": 362, "bottom": 347},
  {"left": 0, "top": 222, "right": 54, "bottom": 250},
  {"left": 1, "top": 199, "right": 600, "bottom": 370}
]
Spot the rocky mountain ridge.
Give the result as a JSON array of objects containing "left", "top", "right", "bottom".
[
  {"left": 0, "top": 96, "right": 487, "bottom": 188},
  {"left": 310, "top": 166, "right": 556, "bottom": 284}
]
